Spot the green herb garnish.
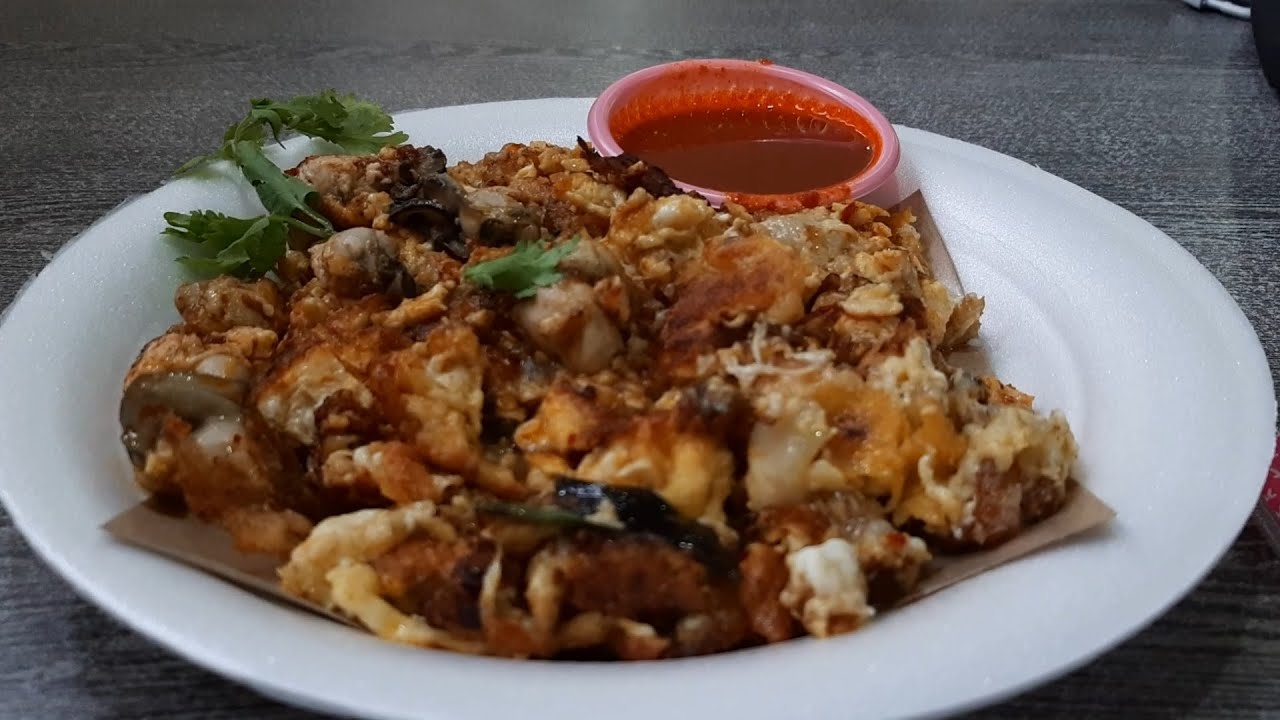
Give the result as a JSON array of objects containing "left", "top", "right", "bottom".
[
  {"left": 166, "top": 90, "right": 405, "bottom": 279},
  {"left": 462, "top": 237, "right": 580, "bottom": 298},
  {"left": 177, "top": 90, "right": 408, "bottom": 174},
  {"left": 162, "top": 211, "right": 289, "bottom": 279},
  {"left": 163, "top": 144, "right": 334, "bottom": 278},
  {"left": 229, "top": 141, "right": 332, "bottom": 236}
]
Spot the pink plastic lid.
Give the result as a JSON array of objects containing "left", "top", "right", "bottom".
[{"left": 587, "top": 59, "right": 901, "bottom": 212}]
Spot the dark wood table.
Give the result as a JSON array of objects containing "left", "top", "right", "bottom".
[{"left": 2, "top": 1, "right": 1278, "bottom": 717}]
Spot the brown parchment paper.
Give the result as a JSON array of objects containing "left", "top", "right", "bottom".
[
  {"left": 103, "top": 190, "right": 1116, "bottom": 631},
  {"left": 892, "top": 190, "right": 964, "bottom": 297},
  {"left": 898, "top": 481, "right": 1114, "bottom": 605},
  {"left": 103, "top": 504, "right": 355, "bottom": 626}
]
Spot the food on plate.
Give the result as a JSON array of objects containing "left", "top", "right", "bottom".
[{"left": 119, "top": 94, "right": 1078, "bottom": 659}]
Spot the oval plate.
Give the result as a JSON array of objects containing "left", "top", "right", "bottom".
[{"left": 0, "top": 98, "right": 1273, "bottom": 720}]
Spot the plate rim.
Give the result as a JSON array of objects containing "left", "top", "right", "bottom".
[{"left": 0, "top": 96, "right": 1274, "bottom": 720}]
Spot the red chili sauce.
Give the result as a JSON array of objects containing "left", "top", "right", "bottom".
[{"left": 615, "top": 107, "right": 874, "bottom": 195}]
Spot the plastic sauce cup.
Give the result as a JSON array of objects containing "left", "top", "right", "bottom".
[{"left": 587, "top": 59, "right": 900, "bottom": 212}]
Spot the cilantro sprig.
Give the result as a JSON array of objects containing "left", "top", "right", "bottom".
[
  {"left": 229, "top": 141, "right": 332, "bottom": 236},
  {"left": 177, "top": 90, "right": 408, "bottom": 174},
  {"left": 463, "top": 237, "right": 580, "bottom": 298},
  {"left": 163, "top": 211, "right": 289, "bottom": 279},
  {"left": 165, "top": 90, "right": 404, "bottom": 279}
]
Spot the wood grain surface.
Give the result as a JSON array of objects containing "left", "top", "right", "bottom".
[{"left": 1, "top": 1, "right": 1278, "bottom": 717}]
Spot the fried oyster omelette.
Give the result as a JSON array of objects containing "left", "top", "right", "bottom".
[{"left": 120, "top": 140, "right": 1077, "bottom": 659}]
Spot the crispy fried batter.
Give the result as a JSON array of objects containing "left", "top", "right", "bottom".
[
  {"left": 574, "top": 394, "right": 737, "bottom": 537},
  {"left": 372, "top": 535, "right": 495, "bottom": 632},
  {"left": 658, "top": 234, "right": 810, "bottom": 379},
  {"left": 292, "top": 152, "right": 393, "bottom": 230},
  {"left": 126, "top": 140, "right": 1080, "bottom": 660},
  {"left": 739, "top": 543, "right": 798, "bottom": 643},
  {"left": 369, "top": 323, "right": 485, "bottom": 474},
  {"left": 126, "top": 326, "right": 278, "bottom": 386},
  {"left": 175, "top": 277, "right": 287, "bottom": 335},
  {"left": 555, "top": 534, "right": 738, "bottom": 639}
]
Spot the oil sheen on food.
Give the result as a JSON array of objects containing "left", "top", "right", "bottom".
[{"left": 616, "top": 108, "right": 874, "bottom": 195}]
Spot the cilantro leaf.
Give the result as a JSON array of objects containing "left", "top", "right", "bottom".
[
  {"left": 164, "top": 142, "right": 333, "bottom": 280},
  {"left": 164, "top": 90, "right": 400, "bottom": 279},
  {"left": 463, "top": 237, "right": 581, "bottom": 298},
  {"left": 174, "top": 111, "right": 270, "bottom": 175},
  {"left": 177, "top": 90, "right": 407, "bottom": 174},
  {"left": 162, "top": 211, "right": 288, "bottom": 279},
  {"left": 230, "top": 141, "right": 332, "bottom": 236},
  {"left": 251, "top": 91, "right": 409, "bottom": 153}
]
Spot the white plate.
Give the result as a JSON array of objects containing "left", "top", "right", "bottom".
[{"left": 0, "top": 98, "right": 1273, "bottom": 720}]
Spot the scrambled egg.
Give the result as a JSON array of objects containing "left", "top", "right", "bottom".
[{"left": 121, "top": 140, "right": 1078, "bottom": 659}]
